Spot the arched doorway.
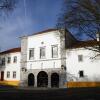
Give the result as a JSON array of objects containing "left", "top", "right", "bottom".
[
  {"left": 51, "top": 73, "right": 59, "bottom": 87},
  {"left": 28, "top": 73, "right": 34, "bottom": 86},
  {"left": 37, "top": 71, "right": 48, "bottom": 87}
]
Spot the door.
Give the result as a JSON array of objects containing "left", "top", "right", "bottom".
[
  {"left": 37, "top": 71, "right": 48, "bottom": 87},
  {"left": 51, "top": 73, "right": 59, "bottom": 88},
  {"left": 1, "top": 71, "right": 4, "bottom": 81},
  {"left": 28, "top": 73, "right": 35, "bottom": 86}
]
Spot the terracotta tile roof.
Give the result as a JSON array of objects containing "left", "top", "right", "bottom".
[
  {"left": 0, "top": 47, "right": 21, "bottom": 55},
  {"left": 71, "top": 40, "right": 100, "bottom": 48},
  {"left": 32, "top": 29, "right": 57, "bottom": 36}
]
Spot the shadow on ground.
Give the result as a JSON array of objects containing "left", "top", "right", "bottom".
[{"left": 0, "top": 85, "right": 100, "bottom": 100}]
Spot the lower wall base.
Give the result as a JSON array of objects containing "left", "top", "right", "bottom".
[
  {"left": 65, "top": 82, "right": 100, "bottom": 88},
  {"left": 1, "top": 81, "right": 100, "bottom": 88},
  {"left": 0, "top": 80, "right": 20, "bottom": 86}
]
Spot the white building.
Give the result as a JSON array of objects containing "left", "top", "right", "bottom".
[
  {"left": 0, "top": 29, "right": 100, "bottom": 87},
  {"left": 20, "top": 29, "right": 67, "bottom": 88},
  {"left": 0, "top": 48, "right": 21, "bottom": 86},
  {"left": 66, "top": 41, "right": 100, "bottom": 82}
]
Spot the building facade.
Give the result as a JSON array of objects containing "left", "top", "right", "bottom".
[
  {"left": 20, "top": 29, "right": 66, "bottom": 88},
  {"left": 0, "top": 29, "right": 100, "bottom": 87},
  {"left": 66, "top": 41, "right": 100, "bottom": 87},
  {"left": 0, "top": 48, "right": 21, "bottom": 86}
]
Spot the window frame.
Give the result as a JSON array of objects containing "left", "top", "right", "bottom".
[
  {"left": 29, "top": 48, "right": 34, "bottom": 60},
  {"left": 51, "top": 45, "right": 58, "bottom": 58},
  {"left": 13, "top": 71, "right": 16, "bottom": 78},
  {"left": 78, "top": 55, "right": 83, "bottom": 62},
  {"left": 40, "top": 47, "right": 46, "bottom": 59},
  {"left": 79, "top": 70, "right": 84, "bottom": 78},
  {"left": 13, "top": 56, "right": 17, "bottom": 63},
  {"left": 2, "top": 58, "right": 5, "bottom": 66},
  {"left": 7, "top": 71, "right": 10, "bottom": 78},
  {"left": 7, "top": 57, "right": 11, "bottom": 64}
]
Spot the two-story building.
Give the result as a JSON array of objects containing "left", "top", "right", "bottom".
[
  {"left": 0, "top": 48, "right": 21, "bottom": 86},
  {"left": 66, "top": 40, "right": 100, "bottom": 87},
  {"left": 20, "top": 29, "right": 67, "bottom": 88},
  {"left": 0, "top": 29, "right": 100, "bottom": 88},
  {"left": 20, "top": 29, "right": 100, "bottom": 88}
]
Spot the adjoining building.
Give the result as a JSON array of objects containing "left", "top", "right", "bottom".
[
  {"left": 66, "top": 40, "right": 100, "bottom": 87},
  {"left": 0, "top": 29, "right": 100, "bottom": 87},
  {"left": 0, "top": 48, "right": 21, "bottom": 86}
]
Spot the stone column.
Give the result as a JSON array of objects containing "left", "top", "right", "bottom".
[
  {"left": 19, "top": 71, "right": 28, "bottom": 87},
  {"left": 59, "top": 70, "right": 67, "bottom": 88},
  {"left": 48, "top": 73, "right": 51, "bottom": 88},
  {"left": 34, "top": 74, "right": 37, "bottom": 87}
]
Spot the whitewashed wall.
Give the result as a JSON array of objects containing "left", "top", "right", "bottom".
[
  {"left": 66, "top": 48, "right": 100, "bottom": 81},
  {"left": 26, "top": 31, "right": 62, "bottom": 70},
  {"left": 0, "top": 52, "right": 21, "bottom": 81}
]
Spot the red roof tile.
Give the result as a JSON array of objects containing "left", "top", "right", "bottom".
[
  {"left": 0, "top": 47, "right": 21, "bottom": 55},
  {"left": 32, "top": 29, "right": 57, "bottom": 36}
]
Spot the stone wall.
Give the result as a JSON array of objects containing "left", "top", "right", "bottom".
[{"left": 20, "top": 68, "right": 66, "bottom": 88}]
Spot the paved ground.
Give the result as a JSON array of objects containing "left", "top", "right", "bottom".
[{"left": 0, "top": 85, "right": 100, "bottom": 100}]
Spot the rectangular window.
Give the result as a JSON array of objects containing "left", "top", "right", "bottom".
[
  {"left": 79, "top": 70, "right": 84, "bottom": 77},
  {"left": 7, "top": 71, "right": 10, "bottom": 78},
  {"left": 40, "top": 47, "right": 45, "bottom": 59},
  {"left": 2, "top": 58, "right": 5, "bottom": 66},
  {"left": 29, "top": 48, "right": 34, "bottom": 60},
  {"left": 7, "top": 57, "right": 11, "bottom": 63},
  {"left": 78, "top": 55, "right": 83, "bottom": 62},
  {"left": 13, "top": 71, "right": 16, "bottom": 78},
  {"left": 13, "top": 56, "right": 17, "bottom": 63},
  {"left": 52, "top": 45, "right": 58, "bottom": 58}
]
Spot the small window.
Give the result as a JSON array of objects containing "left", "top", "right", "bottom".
[
  {"left": 7, "top": 71, "right": 10, "bottom": 78},
  {"left": 2, "top": 58, "right": 5, "bottom": 65},
  {"left": 13, "top": 56, "right": 17, "bottom": 63},
  {"left": 40, "top": 47, "right": 45, "bottom": 59},
  {"left": 29, "top": 48, "right": 34, "bottom": 60},
  {"left": 13, "top": 71, "right": 16, "bottom": 78},
  {"left": 78, "top": 55, "right": 83, "bottom": 62},
  {"left": 79, "top": 70, "right": 84, "bottom": 77},
  {"left": 51, "top": 45, "right": 58, "bottom": 58},
  {"left": 7, "top": 57, "right": 11, "bottom": 63}
]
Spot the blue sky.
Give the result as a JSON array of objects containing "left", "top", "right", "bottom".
[{"left": 0, "top": 0, "right": 63, "bottom": 51}]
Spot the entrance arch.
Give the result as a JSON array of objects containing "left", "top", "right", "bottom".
[
  {"left": 37, "top": 71, "right": 48, "bottom": 87},
  {"left": 51, "top": 73, "right": 59, "bottom": 87},
  {"left": 28, "top": 73, "right": 34, "bottom": 86}
]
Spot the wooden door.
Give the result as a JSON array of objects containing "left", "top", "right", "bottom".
[{"left": 1, "top": 71, "right": 4, "bottom": 81}]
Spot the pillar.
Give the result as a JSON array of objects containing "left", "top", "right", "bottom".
[
  {"left": 48, "top": 73, "right": 51, "bottom": 88},
  {"left": 34, "top": 74, "right": 37, "bottom": 87}
]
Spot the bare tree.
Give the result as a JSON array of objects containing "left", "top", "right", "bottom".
[
  {"left": 0, "top": 0, "right": 17, "bottom": 50},
  {"left": 0, "top": 0, "right": 17, "bottom": 15},
  {"left": 57, "top": 0, "right": 100, "bottom": 53},
  {"left": 0, "top": 0, "right": 16, "bottom": 10}
]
